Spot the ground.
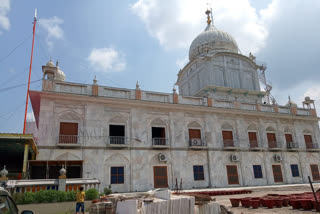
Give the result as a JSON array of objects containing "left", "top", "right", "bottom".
[{"left": 17, "top": 183, "right": 320, "bottom": 214}]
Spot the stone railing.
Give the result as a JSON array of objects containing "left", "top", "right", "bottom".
[
  {"left": 5, "top": 178, "right": 100, "bottom": 194},
  {"left": 240, "top": 103, "right": 256, "bottom": 111},
  {"left": 48, "top": 81, "right": 316, "bottom": 117}
]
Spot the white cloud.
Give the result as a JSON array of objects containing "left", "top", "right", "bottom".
[
  {"left": 88, "top": 47, "right": 126, "bottom": 72},
  {"left": 0, "top": 0, "right": 10, "bottom": 33},
  {"left": 131, "top": 0, "right": 269, "bottom": 54},
  {"left": 26, "top": 111, "right": 35, "bottom": 122},
  {"left": 38, "top": 16, "right": 64, "bottom": 49},
  {"left": 176, "top": 56, "right": 188, "bottom": 68}
]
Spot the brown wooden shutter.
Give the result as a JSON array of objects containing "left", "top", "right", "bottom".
[
  {"left": 248, "top": 132, "right": 258, "bottom": 147},
  {"left": 59, "top": 122, "right": 78, "bottom": 144},
  {"left": 226, "top": 165, "right": 239, "bottom": 185},
  {"left": 153, "top": 166, "right": 168, "bottom": 188},
  {"left": 304, "top": 135, "right": 313, "bottom": 149},
  {"left": 60, "top": 122, "right": 78, "bottom": 135},
  {"left": 189, "top": 129, "right": 201, "bottom": 139},
  {"left": 272, "top": 165, "right": 283, "bottom": 182},
  {"left": 267, "top": 133, "right": 276, "bottom": 142},
  {"left": 285, "top": 134, "right": 293, "bottom": 143},
  {"left": 311, "top": 165, "right": 320, "bottom": 181},
  {"left": 222, "top": 131, "right": 233, "bottom": 140}
]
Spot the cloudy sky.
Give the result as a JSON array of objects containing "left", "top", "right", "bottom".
[{"left": 0, "top": 0, "right": 319, "bottom": 132}]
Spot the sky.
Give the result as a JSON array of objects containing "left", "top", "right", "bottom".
[{"left": 0, "top": 0, "right": 320, "bottom": 132}]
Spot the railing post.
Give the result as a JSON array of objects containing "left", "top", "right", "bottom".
[{"left": 58, "top": 165, "right": 67, "bottom": 191}]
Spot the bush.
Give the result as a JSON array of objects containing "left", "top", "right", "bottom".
[
  {"left": 85, "top": 188, "right": 99, "bottom": 200},
  {"left": 23, "top": 192, "right": 35, "bottom": 204},
  {"left": 66, "top": 191, "right": 76, "bottom": 201},
  {"left": 33, "top": 190, "right": 58, "bottom": 203},
  {"left": 104, "top": 185, "right": 112, "bottom": 195},
  {"left": 12, "top": 192, "right": 24, "bottom": 205},
  {"left": 57, "top": 190, "right": 67, "bottom": 202}
]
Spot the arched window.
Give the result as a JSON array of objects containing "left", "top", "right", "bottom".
[
  {"left": 266, "top": 126, "right": 278, "bottom": 149},
  {"left": 247, "top": 124, "right": 258, "bottom": 148},
  {"left": 221, "top": 123, "right": 234, "bottom": 147},
  {"left": 58, "top": 111, "right": 81, "bottom": 145},
  {"left": 303, "top": 129, "right": 314, "bottom": 149},
  {"left": 151, "top": 118, "right": 168, "bottom": 146},
  {"left": 188, "top": 121, "right": 205, "bottom": 147},
  {"left": 108, "top": 115, "right": 128, "bottom": 145}
]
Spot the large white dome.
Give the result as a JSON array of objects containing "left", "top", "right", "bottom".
[{"left": 189, "top": 24, "right": 239, "bottom": 60}]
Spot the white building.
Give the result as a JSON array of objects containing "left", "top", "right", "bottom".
[{"left": 29, "top": 11, "right": 320, "bottom": 193}]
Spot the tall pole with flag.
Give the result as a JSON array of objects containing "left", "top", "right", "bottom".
[{"left": 23, "top": 9, "right": 37, "bottom": 134}]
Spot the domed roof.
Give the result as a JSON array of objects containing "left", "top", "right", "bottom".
[
  {"left": 189, "top": 23, "right": 239, "bottom": 60},
  {"left": 56, "top": 67, "right": 66, "bottom": 82},
  {"left": 46, "top": 60, "right": 55, "bottom": 67},
  {"left": 286, "top": 100, "right": 297, "bottom": 107}
]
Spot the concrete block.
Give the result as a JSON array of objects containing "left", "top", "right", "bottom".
[
  {"left": 116, "top": 200, "right": 139, "bottom": 214},
  {"left": 154, "top": 189, "right": 171, "bottom": 200}
]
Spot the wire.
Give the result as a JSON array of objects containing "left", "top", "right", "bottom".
[
  {"left": 0, "top": 79, "right": 42, "bottom": 93},
  {"left": 0, "top": 33, "right": 33, "bottom": 64},
  {"left": 0, "top": 66, "right": 29, "bottom": 87}
]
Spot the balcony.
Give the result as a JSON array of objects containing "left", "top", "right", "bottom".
[
  {"left": 268, "top": 141, "right": 283, "bottom": 150},
  {"left": 106, "top": 136, "right": 129, "bottom": 148},
  {"left": 152, "top": 138, "right": 170, "bottom": 149},
  {"left": 223, "top": 140, "right": 240, "bottom": 150},
  {"left": 58, "top": 135, "right": 80, "bottom": 147},
  {"left": 287, "top": 142, "right": 299, "bottom": 151},
  {"left": 306, "top": 143, "right": 320, "bottom": 151},
  {"left": 189, "top": 138, "right": 207, "bottom": 149},
  {"left": 249, "top": 141, "right": 263, "bottom": 151}
]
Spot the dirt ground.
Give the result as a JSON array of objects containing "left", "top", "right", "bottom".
[
  {"left": 17, "top": 201, "right": 91, "bottom": 214},
  {"left": 17, "top": 184, "right": 320, "bottom": 214},
  {"left": 212, "top": 183, "right": 320, "bottom": 214}
]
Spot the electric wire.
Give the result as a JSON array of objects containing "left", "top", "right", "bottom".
[
  {"left": 0, "top": 33, "right": 33, "bottom": 64},
  {"left": 0, "top": 79, "right": 42, "bottom": 93}
]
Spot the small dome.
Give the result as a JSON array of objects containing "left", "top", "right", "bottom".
[
  {"left": 189, "top": 24, "right": 239, "bottom": 60},
  {"left": 56, "top": 68, "right": 66, "bottom": 81},
  {"left": 46, "top": 60, "right": 55, "bottom": 67},
  {"left": 286, "top": 100, "right": 297, "bottom": 107}
]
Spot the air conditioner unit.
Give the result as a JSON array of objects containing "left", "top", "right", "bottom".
[
  {"left": 191, "top": 138, "right": 201, "bottom": 146},
  {"left": 274, "top": 154, "right": 282, "bottom": 162},
  {"left": 230, "top": 154, "right": 239, "bottom": 162},
  {"left": 158, "top": 153, "right": 167, "bottom": 162}
]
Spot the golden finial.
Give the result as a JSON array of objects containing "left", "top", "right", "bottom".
[{"left": 205, "top": 9, "right": 211, "bottom": 25}]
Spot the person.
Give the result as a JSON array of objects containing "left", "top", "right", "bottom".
[{"left": 76, "top": 186, "right": 85, "bottom": 214}]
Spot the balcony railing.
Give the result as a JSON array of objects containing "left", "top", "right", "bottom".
[
  {"left": 223, "top": 139, "right": 239, "bottom": 148},
  {"left": 249, "top": 140, "right": 260, "bottom": 149},
  {"left": 152, "top": 138, "right": 169, "bottom": 146},
  {"left": 268, "top": 141, "right": 282, "bottom": 149},
  {"left": 189, "top": 138, "right": 207, "bottom": 147},
  {"left": 107, "top": 136, "right": 128, "bottom": 145},
  {"left": 306, "top": 143, "right": 319, "bottom": 150},
  {"left": 59, "top": 135, "right": 78, "bottom": 144},
  {"left": 287, "top": 142, "right": 299, "bottom": 149}
]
